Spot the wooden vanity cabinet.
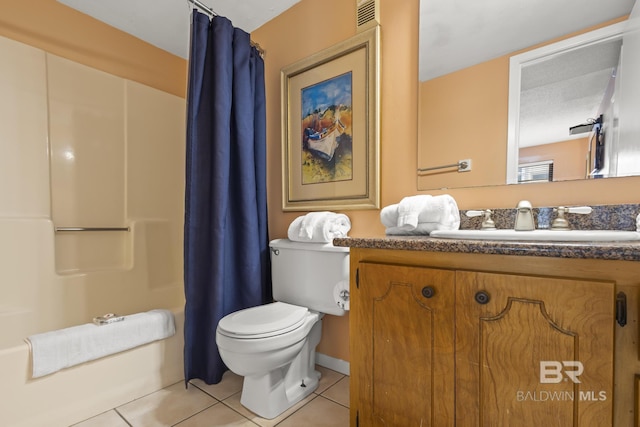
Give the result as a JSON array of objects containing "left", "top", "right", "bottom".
[
  {"left": 351, "top": 262, "right": 456, "bottom": 425},
  {"left": 349, "top": 248, "right": 617, "bottom": 426},
  {"left": 455, "top": 271, "right": 614, "bottom": 426}
]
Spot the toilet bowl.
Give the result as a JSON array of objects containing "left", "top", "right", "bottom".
[
  {"left": 216, "top": 302, "right": 322, "bottom": 419},
  {"left": 215, "top": 239, "right": 349, "bottom": 419}
]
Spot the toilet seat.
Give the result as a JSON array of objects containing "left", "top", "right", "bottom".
[{"left": 217, "top": 302, "right": 309, "bottom": 339}]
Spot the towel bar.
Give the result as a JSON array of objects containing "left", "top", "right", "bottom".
[
  {"left": 55, "top": 227, "right": 130, "bottom": 232},
  {"left": 417, "top": 159, "right": 471, "bottom": 173}
]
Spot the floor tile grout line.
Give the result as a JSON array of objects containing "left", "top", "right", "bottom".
[
  {"left": 317, "top": 376, "right": 350, "bottom": 408},
  {"left": 218, "top": 391, "right": 264, "bottom": 426},
  {"left": 272, "top": 393, "right": 320, "bottom": 426},
  {"left": 219, "top": 391, "right": 321, "bottom": 427},
  {"left": 115, "top": 380, "right": 219, "bottom": 427},
  {"left": 114, "top": 408, "right": 133, "bottom": 426},
  {"left": 211, "top": 372, "right": 349, "bottom": 425},
  {"left": 188, "top": 380, "right": 229, "bottom": 402},
  {"left": 167, "top": 401, "right": 234, "bottom": 427},
  {"left": 168, "top": 382, "right": 225, "bottom": 426},
  {"left": 116, "top": 379, "right": 186, "bottom": 411},
  {"left": 317, "top": 394, "right": 350, "bottom": 410},
  {"left": 84, "top": 369, "right": 348, "bottom": 426}
]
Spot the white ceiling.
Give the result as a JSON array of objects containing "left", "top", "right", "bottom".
[
  {"left": 420, "top": 0, "right": 635, "bottom": 81},
  {"left": 518, "top": 38, "right": 623, "bottom": 147},
  {"left": 56, "top": 0, "right": 637, "bottom": 149},
  {"left": 56, "top": 0, "right": 636, "bottom": 81},
  {"left": 56, "top": 0, "right": 302, "bottom": 60}
]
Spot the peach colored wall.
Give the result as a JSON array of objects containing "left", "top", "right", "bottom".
[
  {"left": 254, "top": 3, "right": 638, "bottom": 363},
  {"left": 417, "top": 16, "right": 638, "bottom": 210},
  {"left": 418, "top": 57, "right": 509, "bottom": 190},
  {"left": 519, "top": 137, "right": 590, "bottom": 182},
  {"left": 252, "top": 0, "right": 420, "bottom": 362}
]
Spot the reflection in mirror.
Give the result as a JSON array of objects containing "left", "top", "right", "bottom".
[
  {"left": 418, "top": 0, "right": 638, "bottom": 191},
  {"left": 507, "top": 18, "right": 640, "bottom": 184}
]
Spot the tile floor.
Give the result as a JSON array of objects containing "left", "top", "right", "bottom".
[{"left": 72, "top": 366, "right": 349, "bottom": 427}]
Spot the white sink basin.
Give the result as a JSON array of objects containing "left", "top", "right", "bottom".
[{"left": 430, "top": 229, "right": 640, "bottom": 242}]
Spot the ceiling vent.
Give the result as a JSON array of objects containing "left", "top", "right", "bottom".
[{"left": 356, "top": 0, "right": 380, "bottom": 32}]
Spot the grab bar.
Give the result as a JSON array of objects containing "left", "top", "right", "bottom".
[
  {"left": 55, "top": 227, "right": 130, "bottom": 232},
  {"left": 417, "top": 158, "right": 471, "bottom": 173}
]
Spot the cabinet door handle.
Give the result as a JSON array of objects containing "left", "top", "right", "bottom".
[
  {"left": 421, "top": 286, "right": 436, "bottom": 298},
  {"left": 616, "top": 292, "right": 627, "bottom": 327},
  {"left": 474, "top": 291, "right": 491, "bottom": 304}
]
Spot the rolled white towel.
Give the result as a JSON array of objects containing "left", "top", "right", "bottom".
[
  {"left": 385, "top": 223, "right": 437, "bottom": 235},
  {"left": 287, "top": 211, "right": 351, "bottom": 243},
  {"left": 397, "top": 195, "right": 433, "bottom": 229},
  {"left": 415, "top": 194, "right": 460, "bottom": 228},
  {"left": 380, "top": 203, "right": 400, "bottom": 228},
  {"left": 380, "top": 194, "right": 460, "bottom": 235}
]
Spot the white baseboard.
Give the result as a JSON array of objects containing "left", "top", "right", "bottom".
[{"left": 315, "top": 352, "right": 350, "bottom": 376}]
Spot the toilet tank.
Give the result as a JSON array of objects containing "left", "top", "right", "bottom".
[{"left": 269, "top": 239, "right": 349, "bottom": 316}]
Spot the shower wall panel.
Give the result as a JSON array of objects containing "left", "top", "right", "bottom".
[{"left": 47, "top": 55, "right": 128, "bottom": 273}]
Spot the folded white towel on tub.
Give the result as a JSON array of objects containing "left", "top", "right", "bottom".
[
  {"left": 26, "top": 309, "right": 175, "bottom": 378},
  {"left": 381, "top": 194, "right": 460, "bottom": 235},
  {"left": 287, "top": 211, "right": 351, "bottom": 243}
]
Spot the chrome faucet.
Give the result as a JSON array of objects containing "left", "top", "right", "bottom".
[{"left": 514, "top": 200, "right": 535, "bottom": 231}]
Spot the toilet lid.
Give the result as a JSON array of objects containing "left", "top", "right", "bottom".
[{"left": 218, "top": 302, "right": 308, "bottom": 339}]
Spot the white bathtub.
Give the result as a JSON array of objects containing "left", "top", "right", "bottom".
[{"left": 0, "top": 308, "right": 184, "bottom": 427}]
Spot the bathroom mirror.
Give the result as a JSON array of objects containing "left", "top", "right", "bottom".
[
  {"left": 506, "top": 22, "right": 628, "bottom": 184},
  {"left": 417, "top": 0, "right": 640, "bottom": 189}
]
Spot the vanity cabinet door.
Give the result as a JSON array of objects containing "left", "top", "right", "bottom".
[
  {"left": 351, "top": 262, "right": 455, "bottom": 426},
  {"left": 455, "top": 271, "right": 615, "bottom": 426}
]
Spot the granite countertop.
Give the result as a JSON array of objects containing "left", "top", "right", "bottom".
[
  {"left": 333, "top": 235, "right": 640, "bottom": 261},
  {"left": 333, "top": 203, "right": 640, "bottom": 262}
]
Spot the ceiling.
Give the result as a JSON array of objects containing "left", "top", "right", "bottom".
[
  {"left": 56, "top": 0, "right": 636, "bottom": 149},
  {"left": 419, "top": 0, "right": 635, "bottom": 81},
  {"left": 56, "top": 0, "right": 635, "bottom": 81},
  {"left": 518, "top": 38, "right": 623, "bottom": 147},
  {"left": 56, "top": 0, "right": 302, "bottom": 60}
]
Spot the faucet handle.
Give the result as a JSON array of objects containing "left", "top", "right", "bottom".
[
  {"left": 551, "top": 206, "right": 592, "bottom": 230},
  {"left": 564, "top": 206, "right": 592, "bottom": 215},
  {"left": 466, "top": 209, "right": 496, "bottom": 230},
  {"left": 466, "top": 210, "right": 484, "bottom": 218}
]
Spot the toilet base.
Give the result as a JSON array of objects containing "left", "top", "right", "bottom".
[
  {"left": 240, "top": 367, "right": 320, "bottom": 419},
  {"left": 239, "top": 320, "right": 322, "bottom": 419}
]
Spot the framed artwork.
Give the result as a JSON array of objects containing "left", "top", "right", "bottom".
[{"left": 281, "top": 26, "right": 380, "bottom": 211}]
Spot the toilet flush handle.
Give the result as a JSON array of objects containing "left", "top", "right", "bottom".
[{"left": 336, "top": 289, "right": 350, "bottom": 310}]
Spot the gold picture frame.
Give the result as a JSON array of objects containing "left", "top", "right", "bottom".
[{"left": 281, "top": 26, "right": 380, "bottom": 211}]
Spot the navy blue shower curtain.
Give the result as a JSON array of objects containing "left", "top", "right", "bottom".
[{"left": 183, "top": 10, "right": 270, "bottom": 385}]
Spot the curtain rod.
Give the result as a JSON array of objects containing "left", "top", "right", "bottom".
[
  {"left": 188, "top": 0, "right": 216, "bottom": 16},
  {"left": 186, "top": 0, "right": 266, "bottom": 58}
]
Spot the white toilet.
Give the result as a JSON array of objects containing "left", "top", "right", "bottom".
[{"left": 215, "top": 238, "right": 349, "bottom": 419}]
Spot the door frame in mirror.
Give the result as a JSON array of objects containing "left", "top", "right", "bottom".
[{"left": 506, "top": 22, "right": 626, "bottom": 184}]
